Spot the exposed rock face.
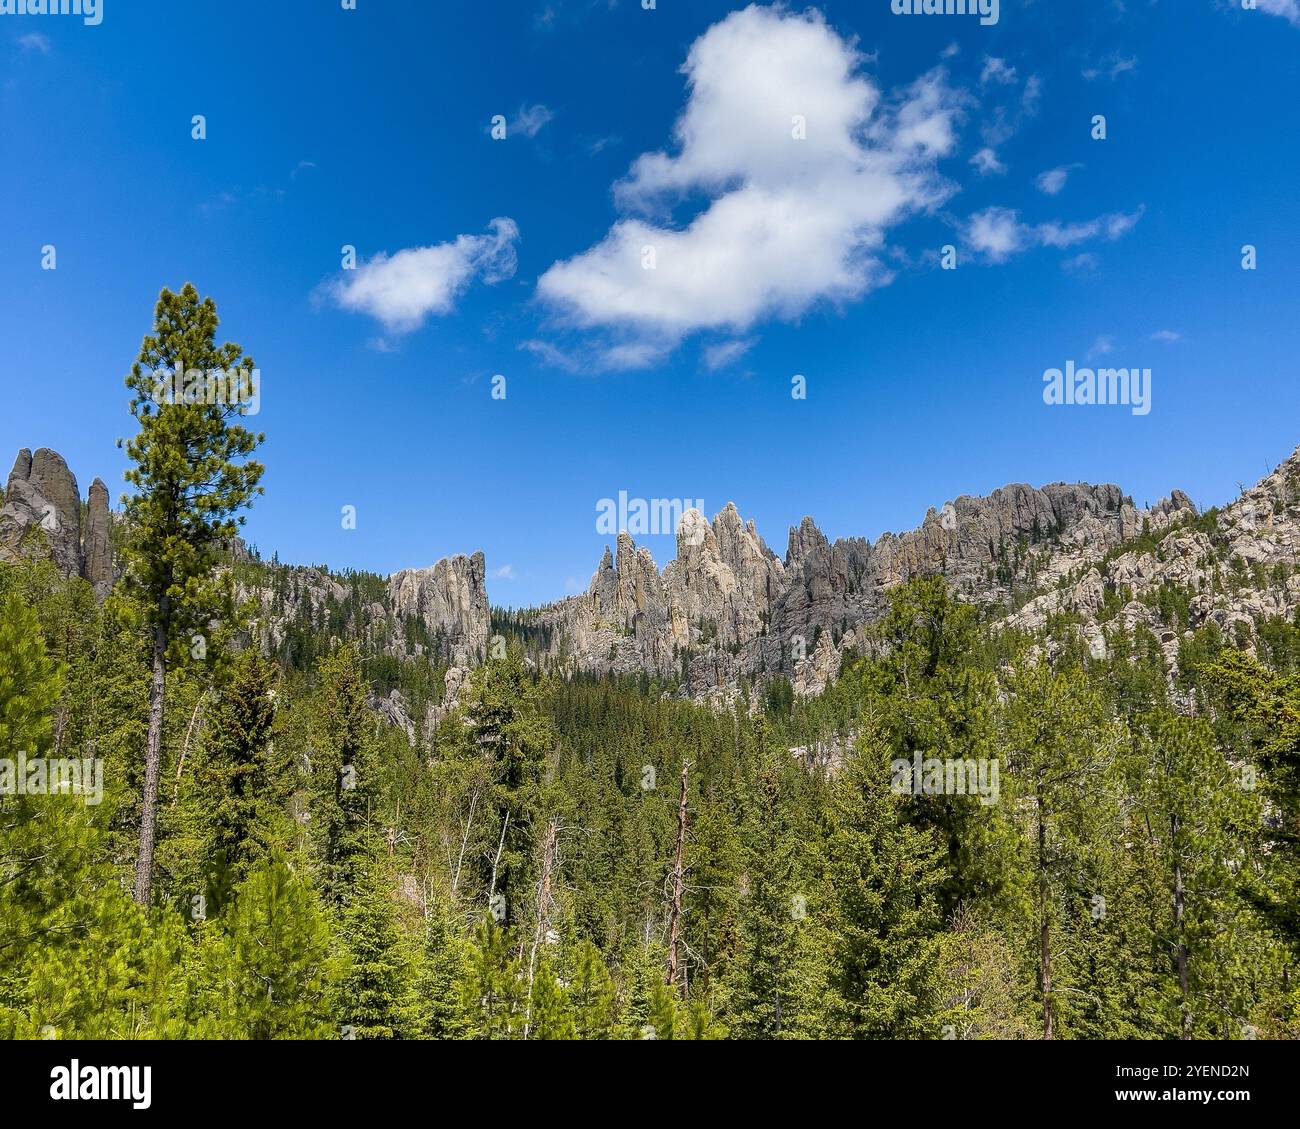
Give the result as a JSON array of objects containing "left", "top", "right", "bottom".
[
  {"left": 16, "top": 439, "right": 1300, "bottom": 712},
  {"left": 536, "top": 477, "right": 1170, "bottom": 697},
  {"left": 2, "top": 448, "right": 82, "bottom": 576},
  {"left": 83, "top": 478, "right": 113, "bottom": 599},
  {"left": 387, "top": 552, "right": 490, "bottom": 666},
  {"left": 206, "top": 440, "right": 1300, "bottom": 708},
  {"left": 0, "top": 448, "right": 116, "bottom": 597},
  {"left": 1005, "top": 446, "right": 1300, "bottom": 682}
]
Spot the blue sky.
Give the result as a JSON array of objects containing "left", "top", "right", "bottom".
[{"left": 2, "top": 0, "right": 1297, "bottom": 608}]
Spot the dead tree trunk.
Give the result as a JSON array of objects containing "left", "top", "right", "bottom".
[
  {"left": 524, "top": 818, "right": 559, "bottom": 1040},
  {"left": 133, "top": 589, "right": 170, "bottom": 905},
  {"left": 1173, "top": 814, "right": 1192, "bottom": 1039},
  {"left": 666, "top": 761, "right": 690, "bottom": 990},
  {"left": 1037, "top": 793, "right": 1053, "bottom": 1040}
]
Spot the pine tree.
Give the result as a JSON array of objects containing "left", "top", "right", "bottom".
[
  {"left": 863, "top": 577, "right": 1014, "bottom": 914},
  {"left": 194, "top": 649, "right": 277, "bottom": 893},
  {"left": 1002, "top": 660, "right": 1125, "bottom": 1039},
  {"left": 413, "top": 907, "right": 474, "bottom": 1039},
  {"left": 646, "top": 979, "right": 678, "bottom": 1040},
  {"left": 454, "top": 651, "right": 556, "bottom": 922},
  {"left": 0, "top": 591, "right": 63, "bottom": 762},
  {"left": 122, "top": 283, "right": 265, "bottom": 905},
  {"left": 726, "top": 750, "right": 821, "bottom": 1038},
  {"left": 527, "top": 957, "right": 575, "bottom": 1040},
  {"left": 567, "top": 939, "right": 618, "bottom": 1040},
  {"left": 195, "top": 855, "right": 335, "bottom": 1039},
  {"left": 337, "top": 875, "right": 412, "bottom": 1039},
  {"left": 1203, "top": 650, "right": 1300, "bottom": 953},
  {"left": 823, "top": 731, "right": 947, "bottom": 1039},
  {"left": 465, "top": 917, "right": 525, "bottom": 1039},
  {"left": 19, "top": 894, "right": 190, "bottom": 1039},
  {"left": 0, "top": 591, "right": 76, "bottom": 1032},
  {"left": 310, "top": 645, "right": 376, "bottom": 907},
  {"left": 1136, "top": 712, "right": 1265, "bottom": 1038}
]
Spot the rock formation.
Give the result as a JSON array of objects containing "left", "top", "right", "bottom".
[
  {"left": 0, "top": 448, "right": 115, "bottom": 597},
  {"left": 83, "top": 477, "right": 114, "bottom": 599},
  {"left": 11, "top": 438, "right": 1300, "bottom": 709},
  {"left": 534, "top": 476, "right": 1183, "bottom": 698},
  {"left": 387, "top": 552, "right": 490, "bottom": 667}
]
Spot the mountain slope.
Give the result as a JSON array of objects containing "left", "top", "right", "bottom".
[{"left": 8, "top": 443, "right": 1299, "bottom": 705}]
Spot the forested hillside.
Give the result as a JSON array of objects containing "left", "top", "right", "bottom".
[
  {"left": 1, "top": 287, "right": 1297, "bottom": 1041},
  {"left": 3, "top": 549, "right": 1297, "bottom": 1038}
]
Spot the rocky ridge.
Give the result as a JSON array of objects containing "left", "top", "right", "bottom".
[
  {"left": 8, "top": 442, "right": 1300, "bottom": 711},
  {"left": 535, "top": 478, "right": 1195, "bottom": 701},
  {"left": 1005, "top": 448, "right": 1300, "bottom": 672},
  {"left": 0, "top": 448, "right": 114, "bottom": 598}
]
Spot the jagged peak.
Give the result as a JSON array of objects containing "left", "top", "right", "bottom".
[
  {"left": 786, "top": 516, "right": 828, "bottom": 565},
  {"left": 388, "top": 549, "right": 485, "bottom": 584}
]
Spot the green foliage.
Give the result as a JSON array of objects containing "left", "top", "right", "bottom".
[
  {"left": 120, "top": 283, "right": 266, "bottom": 906},
  {"left": 336, "top": 875, "right": 414, "bottom": 1039},
  {"left": 4, "top": 538, "right": 1298, "bottom": 1041},
  {"left": 413, "top": 906, "right": 474, "bottom": 1039},
  {"left": 823, "top": 734, "right": 947, "bottom": 1039},
  {"left": 121, "top": 283, "right": 265, "bottom": 644},
  {"left": 193, "top": 855, "right": 336, "bottom": 1039},
  {"left": 465, "top": 917, "right": 526, "bottom": 1039},
  {"left": 310, "top": 644, "right": 378, "bottom": 907}
]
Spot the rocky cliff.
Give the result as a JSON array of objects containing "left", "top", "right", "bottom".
[
  {"left": 534, "top": 476, "right": 1191, "bottom": 700},
  {"left": 9, "top": 440, "right": 1300, "bottom": 707},
  {"left": 387, "top": 552, "right": 491, "bottom": 667},
  {"left": 0, "top": 448, "right": 114, "bottom": 598},
  {"left": 1005, "top": 449, "right": 1300, "bottom": 674}
]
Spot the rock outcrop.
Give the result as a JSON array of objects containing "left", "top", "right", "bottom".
[
  {"left": 1004, "top": 447, "right": 1300, "bottom": 681},
  {"left": 83, "top": 478, "right": 114, "bottom": 598},
  {"left": 14, "top": 438, "right": 1300, "bottom": 710},
  {"left": 386, "top": 552, "right": 490, "bottom": 667},
  {"left": 0, "top": 448, "right": 115, "bottom": 597},
  {"left": 534, "top": 477, "right": 1178, "bottom": 698}
]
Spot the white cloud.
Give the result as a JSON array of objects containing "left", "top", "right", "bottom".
[
  {"left": 535, "top": 6, "right": 964, "bottom": 365},
  {"left": 1061, "top": 252, "right": 1099, "bottom": 274},
  {"left": 329, "top": 218, "right": 519, "bottom": 334},
  {"left": 519, "top": 339, "right": 579, "bottom": 370},
  {"left": 509, "top": 103, "right": 554, "bottom": 138},
  {"left": 969, "top": 147, "right": 1006, "bottom": 176},
  {"left": 980, "top": 56, "right": 1017, "bottom": 85},
  {"left": 493, "top": 564, "right": 518, "bottom": 580},
  {"left": 1089, "top": 335, "right": 1116, "bottom": 359},
  {"left": 1151, "top": 329, "right": 1181, "bottom": 343},
  {"left": 602, "top": 341, "right": 671, "bottom": 370},
  {"left": 18, "top": 32, "right": 50, "bottom": 54},
  {"left": 1083, "top": 54, "right": 1138, "bottom": 81},
  {"left": 1022, "top": 75, "right": 1042, "bottom": 113},
  {"left": 1257, "top": 0, "right": 1300, "bottom": 28},
  {"left": 965, "top": 207, "right": 1023, "bottom": 262},
  {"left": 964, "top": 205, "right": 1144, "bottom": 263},
  {"left": 703, "top": 338, "right": 756, "bottom": 371},
  {"left": 980, "top": 72, "right": 1040, "bottom": 148},
  {"left": 1035, "top": 164, "right": 1080, "bottom": 196}
]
